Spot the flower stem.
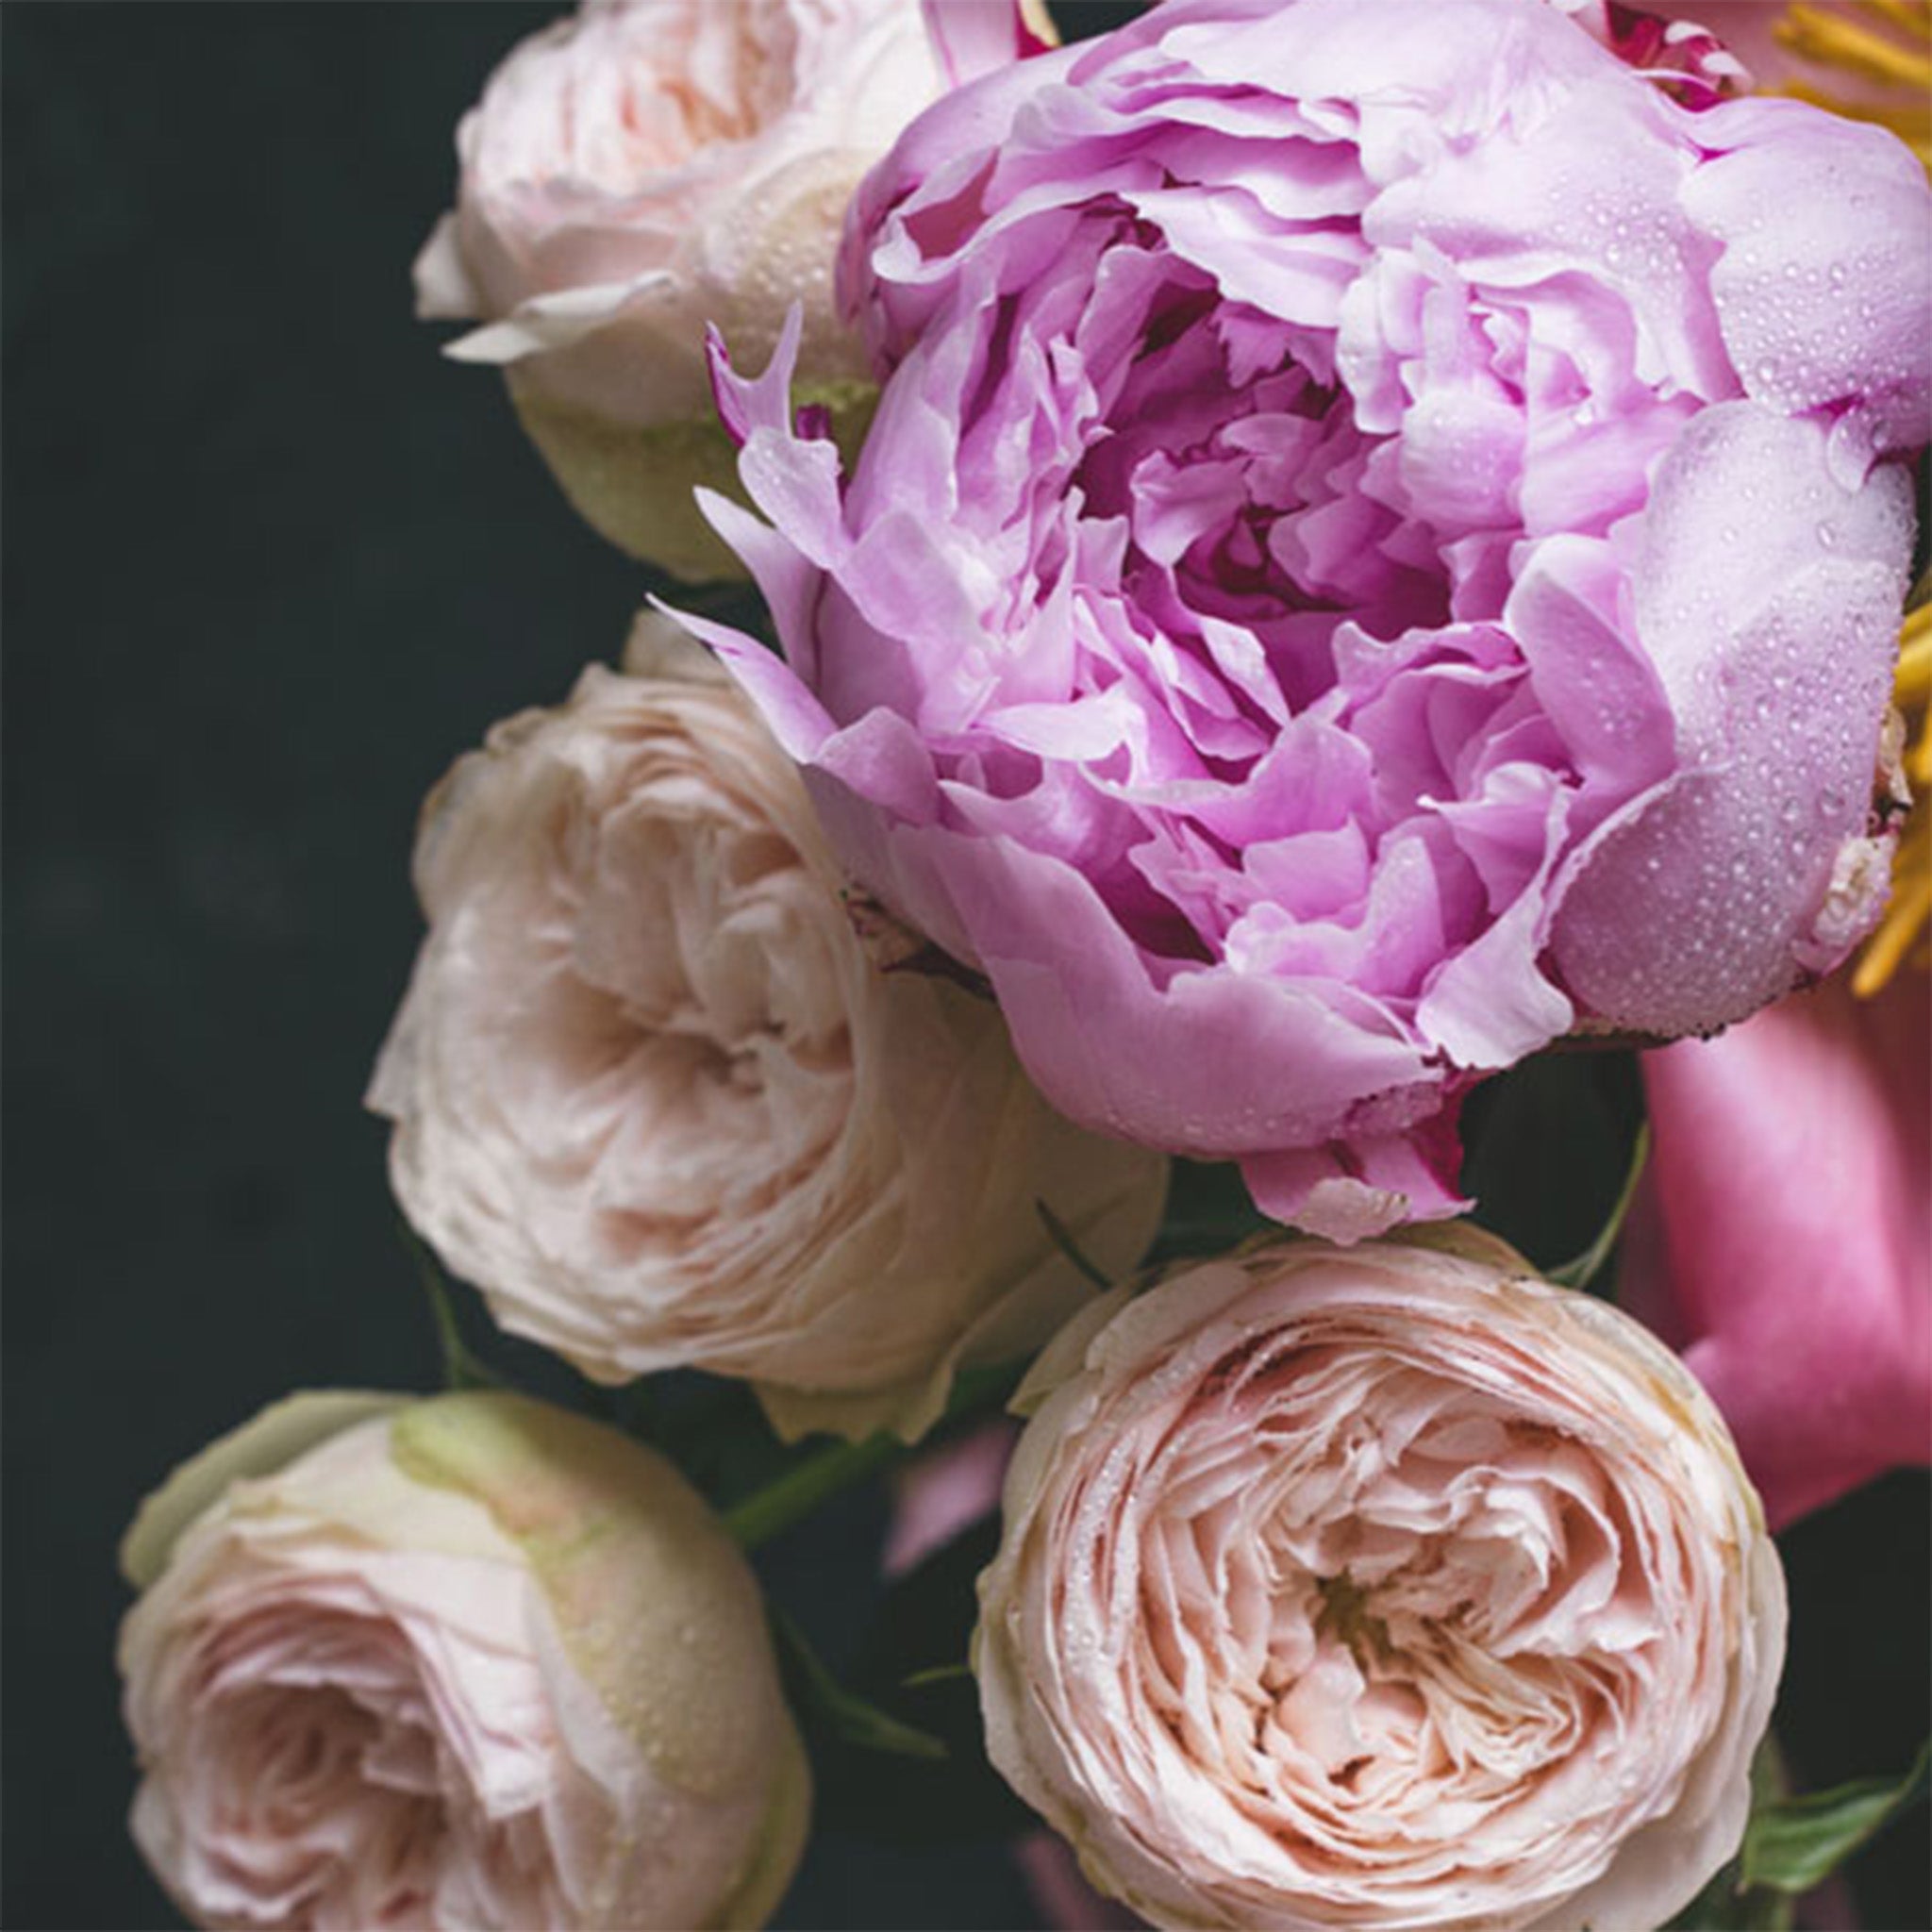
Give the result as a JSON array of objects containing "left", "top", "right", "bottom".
[
  {"left": 723, "top": 1360, "right": 1026, "bottom": 1549},
  {"left": 1549, "top": 1123, "right": 1651, "bottom": 1293},
  {"left": 400, "top": 1224, "right": 506, "bottom": 1393},
  {"left": 724, "top": 1432, "right": 904, "bottom": 1548}
]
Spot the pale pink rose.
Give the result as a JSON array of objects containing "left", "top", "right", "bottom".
[
  {"left": 1626, "top": 970, "right": 1932, "bottom": 1528},
  {"left": 368, "top": 616, "right": 1167, "bottom": 1443},
  {"left": 118, "top": 1391, "right": 808, "bottom": 1931},
  {"left": 976, "top": 1233, "right": 1787, "bottom": 1932},
  {"left": 415, "top": 0, "right": 1049, "bottom": 577}
]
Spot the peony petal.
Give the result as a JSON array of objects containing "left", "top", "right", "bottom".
[{"left": 1628, "top": 974, "right": 1931, "bottom": 1527}]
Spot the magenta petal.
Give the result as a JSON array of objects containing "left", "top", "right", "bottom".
[
  {"left": 1552, "top": 405, "right": 1910, "bottom": 1033},
  {"left": 1629, "top": 974, "right": 1931, "bottom": 1528},
  {"left": 1504, "top": 536, "right": 1674, "bottom": 798},
  {"left": 891, "top": 825, "right": 1433, "bottom": 1156},
  {"left": 1242, "top": 1117, "right": 1469, "bottom": 1241},
  {"left": 920, "top": 0, "right": 1052, "bottom": 88},
  {"left": 691, "top": 0, "right": 1926, "bottom": 1228},
  {"left": 1686, "top": 99, "right": 1932, "bottom": 474},
  {"left": 662, "top": 599, "right": 835, "bottom": 766},
  {"left": 1416, "top": 882, "right": 1573, "bottom": 1070}
]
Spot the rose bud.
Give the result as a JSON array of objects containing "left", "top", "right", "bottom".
[
  {"left": 413, "top": 0, "right": 1052, "bottom": 580},
  {"left": 689, "top": 0, "right": 1927, "bottom": 1240},
  {"left": 1624, "top": 968, "right": 1931, "bottom": 1527},
  {"left": 975, "top": 1232, "right": 1787, "bottom": 1932},
  {"left": 368, "top": 616, "right": 1166, "bottom": 1442},
  {"left": 118, "top": 1389, "right": 809, "bottom": 1930}
]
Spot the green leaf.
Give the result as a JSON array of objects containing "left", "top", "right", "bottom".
[
  {"left": 1548, "top": 1121, "right": 1650, "bottom": 1291},
  {"left": 1740, "top": 1738, "right": 1931, "bottom": 1894},
  {"left": 772, "top": 1607, "right": 947, "bottom": 1762}
]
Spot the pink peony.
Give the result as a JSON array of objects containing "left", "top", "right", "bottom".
[
  {"left": 1624, "top": 969, "right": 1932, "bottom": 1528},
  {"left": 683, "top": 0, "right": 1927, "bottom": 1239}
]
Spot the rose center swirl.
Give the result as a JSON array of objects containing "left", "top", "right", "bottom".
[{"left": 1057, "top": 1335, "right": 1724, "bottom": 1895}]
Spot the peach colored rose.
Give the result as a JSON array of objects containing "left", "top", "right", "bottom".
[
  {"left": 368, "top": 616, "right": 1167, "bottom": 1442},
  {"left": 414, "top": 0, "right": 1048, "bottom": 578},
  {"left": 118, "top": 1391, "right": 808, "bottom": 1930},
  {"left": 976, "top": 1232, "right": 1787, "bottom": 1932}
]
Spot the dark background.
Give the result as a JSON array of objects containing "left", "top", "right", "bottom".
[{"left": 3, "top": 6, "right": 1924, "bottom": 1928}]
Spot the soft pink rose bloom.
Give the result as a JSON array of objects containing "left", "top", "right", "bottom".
[
  {"left": 687, "top": 0, "right": 1925, "bottom": 1239},
  {"left": 975, "top": 1233, "right": 1787, "bottom": 1932},
  {"left": 368, "top": 616, "right": 1166, "bottom": 1442},
  {"left": 415, "top": 0, "right": 1049, "bottom": 577},
  {"left": 118, "top": 1391, "right": 808, "bottom": 1931},
  {"left": 1626, "top": 970, "right": 1932, "bottom": 1528}
]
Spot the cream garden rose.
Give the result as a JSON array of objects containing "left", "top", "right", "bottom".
[
  {"left": 119, "top": 1390, "right": 808, "bottom": 1930},
  {"left": 976, "top": 1232, "right": 1787, "bottom": 1932},
  {"left": 368, "top": 616, "right": 1167, "bottom": 1441},
  {"left": 414, "top": 0, "right": 1048, "bottom": 579}
]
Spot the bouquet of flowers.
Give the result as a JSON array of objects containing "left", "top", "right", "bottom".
[{"left": 114, "top": 2, "right": 1930, "bottom": 1926}]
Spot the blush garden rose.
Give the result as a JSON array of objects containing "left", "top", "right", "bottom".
[
  {"left": 414, "top": 0, "right": 1049, "bottom": 579},
  {"left": 975, "top": 1232, "right": 1787, "bottom": 1932},
  {"left": 368, "top": 617, "right": 1166, "bottom": 1442},
  {"left": 689, "top": 0, "right": 1928, "bottom": 1239},
  {"left": 118, "top": 1391, "right": 808, "bottom": 1930}
]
